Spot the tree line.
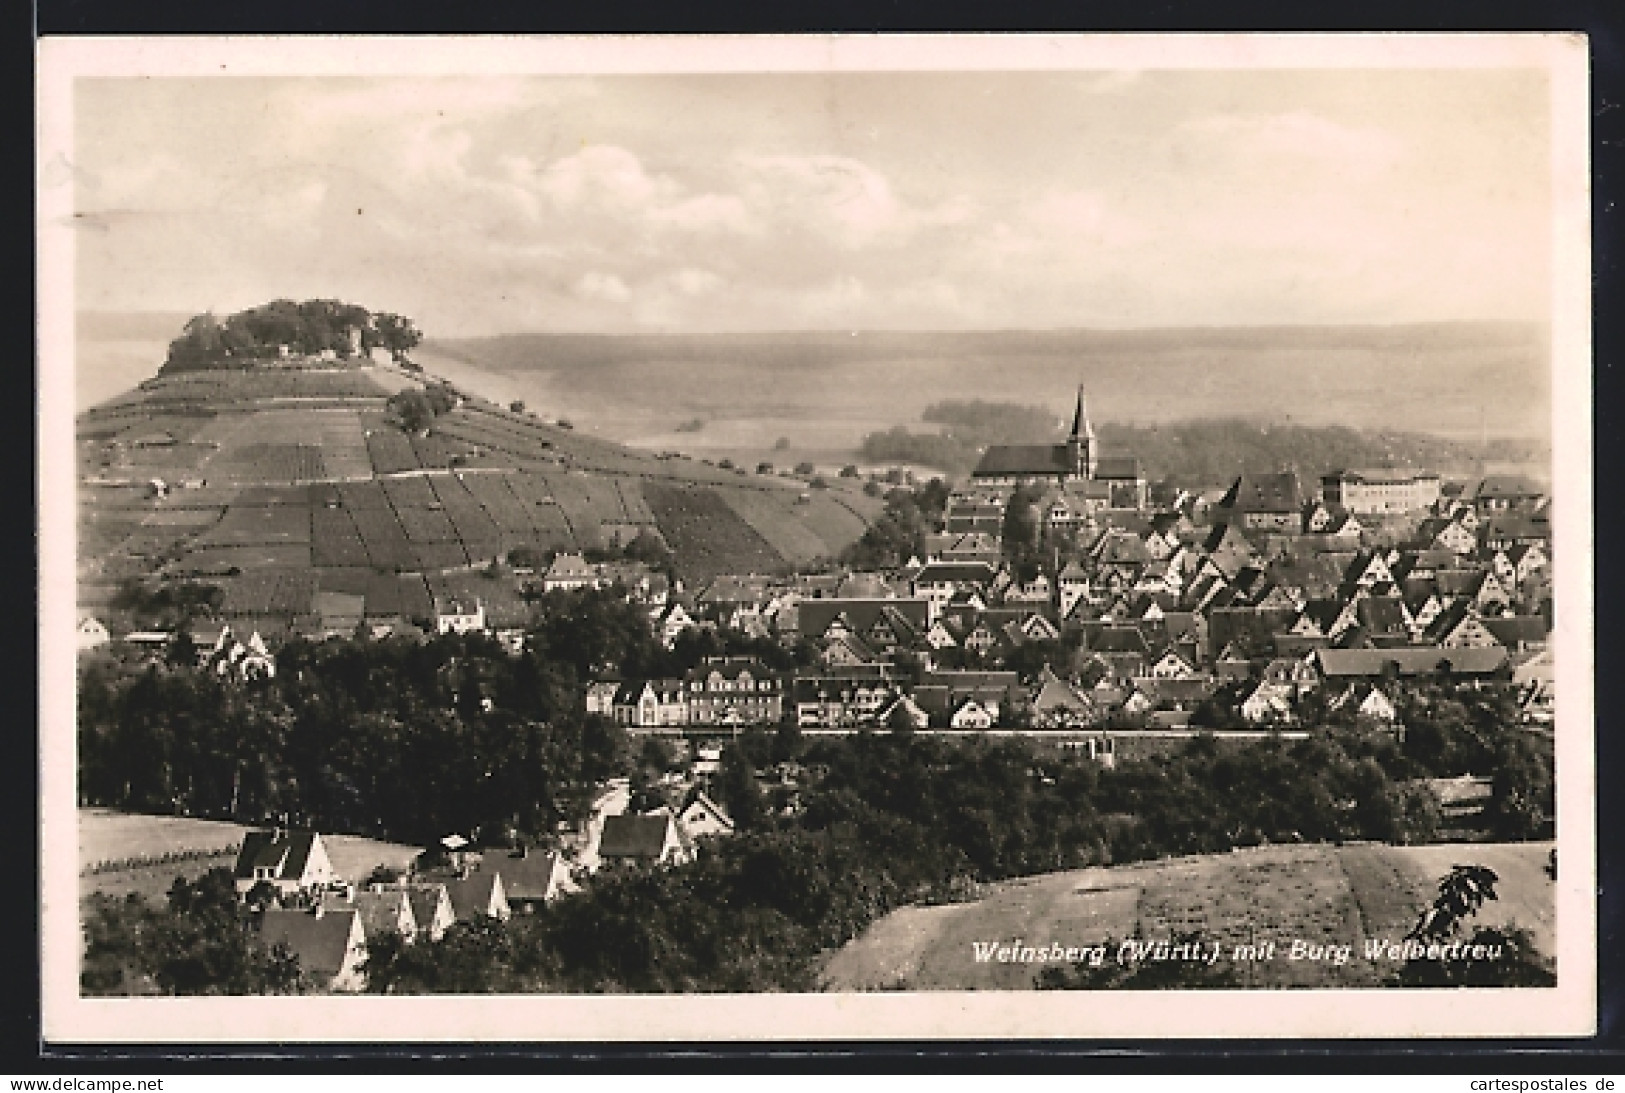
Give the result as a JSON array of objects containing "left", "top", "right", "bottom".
[{"left": 161, "top": 299, "right": 421, "bottom": 374}]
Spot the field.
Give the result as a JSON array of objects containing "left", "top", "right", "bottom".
[
  {"left": 643, "top": 482, "right": 787, "bottom": 583},
  {"left": 79, "top": 808, "right": 422, "bottom": 904},
  {"left": 819, "top": 841, "right": 1556, "bottom": 991},
  {"left": 424, "top": 325, "right": 1552, "bottom": 457},
  {"left": 77, "top": 353, "right": 881, "bottom": 590}
]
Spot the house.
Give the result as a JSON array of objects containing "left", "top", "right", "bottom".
[
  {"left": 1473, "top": 475, "right": 1545, "bottom": 514},
  {"left": 1240, "top": 680, "right": 1297, "bottom": 725},
  {"left": 1512, "top": 649, "right": 1555, "bottom": 723},
  {"left": 323, "top": 887, "right": 418, "bottom": 944},
  {"left": 877, "top": 692, "right": 932, "bottom": 730},
  {"left": 612, "top": 679, "right": 690, "bottom": 729},
  {"left": 1314, "top": 646, "right": 1509, "bottom": 680},
  {"left": 1424, "top": 600, "right": 1504, "bottom": 649},
  {"left": 910, "top": 563, "right": 997, "bottom": 616},
  {"left": 795, "top": 598, "right": 931, "bottom": 652},
  {"left": 1330, "top": 682, "right": 1399, "bottom": 724},
  {"left": 792, "top": 669, "right": 901, "bottom": 729},
  {"left": 495, "top": 849, "right": 577, "bottom": 914},
  {"left": 676, "top": 789, "right": 736, "bottom": 841},
  {"left": 541, "top": 552, "right": 603, "bottom": 592},
  {"left": 404, "top": 884, "right": 455, "bottom": 942},
  {"left": 445, "top": 868, "right": 511, "bottom": 922},
  {"left": 654, "top": 602, "right": 698, "bottom": 648},
  {"left": 258, "top": 906, "right": 367, "bottom": 992},
  {"left": 598, "top": 813, "right": 693, "bottom": 869},
  {"left": 946, "top": 697, "right": 997, "bottom": 729},
  {"left": 1218, "top": 472, "right": 1304, "bottom": 531},
  {"left": 585, "top": 678, "right": 622, "bottom": 716},
  {"left": 233, "top": 830, "right": 337, "bottom": 898},
  {"left": 683, "top": 656, "right": 783, "bottom": 726},
  {"left": 1030, "top": 666, "right": 1096, "bottom": 728},
  {"left": 433, "top": 597, "right": 486, "bottom": 635},
  {"left": 76, "top": 615, "right": 110, "bottom": 651}
]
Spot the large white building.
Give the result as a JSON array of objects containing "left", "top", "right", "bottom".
[{"left": 1320, "top": 468, "right": 1441, "bottom": 515}]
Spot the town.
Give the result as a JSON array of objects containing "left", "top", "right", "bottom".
[{"left": 76, "top": 382, "right": 1555, "bottom": 995}]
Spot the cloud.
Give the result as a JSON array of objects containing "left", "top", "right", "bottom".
[
  {"left": 1185, "top": 110, "right": 1404, "bottom": 169},
  {"left": 573, "top": 271, "right": 631, "bottom": 304}
]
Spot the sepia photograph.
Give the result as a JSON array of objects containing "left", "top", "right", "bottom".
[{"left": 37, "top": 34, "right": 1594, "bottom": 1042}]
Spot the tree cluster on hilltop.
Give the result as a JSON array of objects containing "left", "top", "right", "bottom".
[
  {"left": 860, "top": 401, "right": 1488, "bottom": 485},
  {"left": 161, "top": 299, "right": 421, "bottom": 374}
]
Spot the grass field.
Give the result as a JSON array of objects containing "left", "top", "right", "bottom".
[
  {"left": 79, "top": 809, "right": 423, "bottom": 904},
  {"left": 819, "top": 841, "right": 1555, "bottom": 991}
]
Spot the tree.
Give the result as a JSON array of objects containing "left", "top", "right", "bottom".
[
  {"left": 1396, "top": 864, "right": 1555, "bottom": 987},
  {"left": 795, "top": 462, "right": 816, "bottom": 476},
  {"left": 388, "top": 390, "right": 435, "bottom": 435},
  {"left": 509, "top": 400, "right": 526, "bottom": 414},
  {"left": 373, "top": 312, "right": 423, "bottom": 360}
]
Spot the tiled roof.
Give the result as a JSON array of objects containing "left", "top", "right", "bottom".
[
  {"left": 1315, "top": 646, "right": 1508, "bottom": 677},
  {"left": 234, "top": 830, "right": 317, "bottom": 881},
  {"left": 599, "top": 815, "right": 676, "bottom": 859},
  {"left": 1220, "top": 472, "right": 1303, "bottom": 514},
  {"left": 259, "top": 908, "right": 358, "bottom": 980}
]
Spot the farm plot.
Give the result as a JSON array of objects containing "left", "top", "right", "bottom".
[
  {"left": 194, "top": 502, "right": 311, "bottom": 547},
  {"left": 614, "top": 478, "right": 656, "bottom": 524},
  {"left": 461, "top": 474, "right": 536, "bottom": 535},
  {"left": 172, "top": 544, "right": 313, "bottom": 573},
  {"left": 338, "top": 480, "right": 392, "bottom": 511},
  {"left": 366, "top": 429, "right": 420, "bottom": 475},
  {"left": 140, "top": 508, "right": 225, "bottom": 530},
  {"left": 643, "top": 482, "right": 785, "bottom": 583},
  {"left": 208, "top": 442, "right": 328, "bottom": 483},
  {"left": 798, "top": 494, "right": 875, "bottom": 554},
  {"left": 383, "top": 476, "right": 438, "bottom": 508},
  {"left": 716, "top": 487, "right": 832, "bottom": 564},
  {"left": 311, "top": 507, "right": 370, "bottom": 567},
  {"left": 367, "top": 572, "right": 433, "bottom": 620},
  {"left": 349, "top": 505, "right": 415, "bottom": 570},
  {"left": 412, "top": 542, "right": 469, "bottom": 570},
  {"left": 232, "top": 485, "right": 315, "bottom": 507},
  {"left": 394, "top": 504, "right": 460, "bottom": 543},
  {"left": 410, "top": 432, "right": 474, "bottom": 470},
  {"left": 219, "top": 568, "right": 319, "bottom": 616},
  {"left": 429, "top": 475, "right": 503, "bottom": 546}
]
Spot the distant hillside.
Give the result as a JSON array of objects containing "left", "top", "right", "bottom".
[
  {"left": 427, "top": 323, "right": 1551, "bottom": 454},
  {"left": 76, "top": 360, "right": 883, "bottom": 624},
  {"left": 863, "top": 404, "right": 1508, "bottom": 487}
]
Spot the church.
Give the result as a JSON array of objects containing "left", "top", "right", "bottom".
[{"left": 969, "top": 387, "right": 1148, "bottom": 510}]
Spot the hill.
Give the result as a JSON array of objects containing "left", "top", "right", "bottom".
[
  {"left": 76, "top": 347, "right": 884, "bottom": 624},
  {"left": 426, "top": 322, "right": 1551, "bottom": 455},
  {"left": 819, "top": 841, "right": 1554, "bottom": 991}
]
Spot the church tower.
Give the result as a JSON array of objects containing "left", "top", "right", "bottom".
[{"left": 1065, "top": 385, "right": 1097, "bottom": 480}]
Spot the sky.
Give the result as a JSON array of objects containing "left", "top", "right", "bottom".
[{"left": 69, "top": 67, "right": 1554, "bottom": 337}]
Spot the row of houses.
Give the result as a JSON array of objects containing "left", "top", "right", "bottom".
[{"left": 229, "top": 783, "right": 738, "bottom": 991}]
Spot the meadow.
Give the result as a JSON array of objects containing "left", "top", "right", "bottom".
[{"left": 818, "top": 841, "right": 1556, "bottom": 991}]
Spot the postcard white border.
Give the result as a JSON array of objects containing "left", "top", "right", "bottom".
[{"left": 38, "top": 32, "right": 1596, "bottom": 1043}]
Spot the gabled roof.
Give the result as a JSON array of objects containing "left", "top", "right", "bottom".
[
  {"left": 259, "top": 908, "right": 359, "bottom": 981},
  {"left": 1355, "top": 595, "right": 1410, "bottom": 635},
  {"left": 912, "top": 561, "right": 997, "bottom": 585},
  {"left": 796, "top": 597, "right": 931, "bottom": 641},
  {"left": 326, "top": 888, "right": 415, "bottom": 940},
  {"left": 1220, "top": 472, "right": 1303, "bottom": 515},
  {"left": 445, "top": 870, "right": 506, "bottom": 920},
  {"left": 599, "top": 814, "right": 679, "bottom": 859},
  {"left": 234, "top": 830, "right": 319, "bottom": 881},
  {"left": 495, "top": 850, "right": 571, "bottom": 901},
  {"left": 1315, "top": 646, "right": 1508, "bottom": 677},
  {"left": 971, "top": 444, "right": 1071, "bottom": 478},
  {"left": 1093, "top": 456, "right": 1144, "bottom": 481},
  {"left": 1474, "top": 474, "right": 1544, "bottom": 500},
  {"left": 404, "top": 884, "right": 451, "bottom": 931}
]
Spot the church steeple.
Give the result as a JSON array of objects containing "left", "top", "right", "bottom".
[{"left": 1067, "top": 385, "right": 1096, "bottom": 479}]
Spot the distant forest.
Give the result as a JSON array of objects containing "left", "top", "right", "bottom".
[
  {"left": 161, "top": 300, "right": 421, "bottom": 374},
  {"left": 860, "top": 401, "right": 1532, "bottom": 487}
]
